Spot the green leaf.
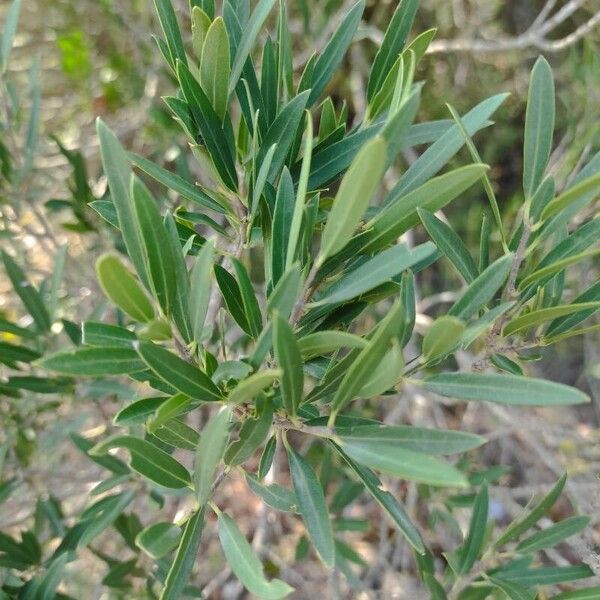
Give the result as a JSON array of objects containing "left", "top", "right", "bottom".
[
  {"left": 541, "top": 172, "right": 600, "bottom": 221},
  {"left": 331, "top": 442, "right": 425, "bottom": 554},
  {"left": 177, "top": 61, "right": 238, "bottom": 191},
  {"left": 546, "top": 280, "right": 600, "bottom": 337},
  {"left": 131, "top": 176, "right": 177, "bottom": 315},
  {"left": 96, "top": 254, "right": 154, "bottom": 322},
  {"left": 1, "top": 251, "right": 51, "bottom": 333},
  {"left": 488, "top": 576, "right": 535, "bottom": 600},
  {"left": 97, "top": 119, "right": 148, "bottom": 284},
  {"left": 385, "top": 94, "right": 507, "bottom": 199},
  {"left": 516, "top": 515, "right": 589, "bottom": 554},
  {"left": 418, "top": 209, "right": 479, "bottom": 283},
  {"left": 0, "top": 0, "right": 21, "bottom": 73},
  {"left": 82, "top": 322, "right": 137, "bottom": 348},
  {"left": 271, "top": 168, "right": 295, "bottom": 285},
  {"left": 153, "top": 0, "right": 186, "bottom": 69},
  {"left": 552, "top": 587, "right": 600, "bottom": 600},
  {"left": 523, "top": 57, "right": 554, "bottom": 199},
  {"left": 245, "top": 473, "right": 297, "bottom": 513},
  {"left": 228, "top": 0, "right": 278, "bottom": 94},
  {"left": 458, "top": 484, "right": 488, "bottom": 573},
  {"left": 367, "top": 0, "right": 418, "bottom": 100},
  {"left": 227, "top": 370, "right": 281, "bottom": 405},
  {"left": 215, "top": 264, "right": 252, "bottom": 335},
  {"left": 232, "top": 258, "right": 263, "bottom": 339},
  {"left": 160, "top": 509, "right": 205, "bottom": 600},
  {"left": 335, "top": 422, "right": 485, "bottom": 455},
  {"left": 461, "top": 302, "right": 515, "bottom": 348},
  {"left": 191, "top": 6, "right": 211, "bottom": 61},
  {"left": 136, "top": 522, "right": 181, "bottom": 559},
  {"left": 448, "top": 254, "right": 513, "bottom": 320},
  {"left": 339, "top": 438, "right": 467, "bottom": 487},
  {"left": 315, "top": 242, "right": 437, "bottom": 305},
  {"left": 258, "top": 92, "right": 310, "bottom": 182},
  {"left": 200, "top": 17, "right": 230, "bottom": 120},
  {"left": 129, "top": 152, "right": 226, "bottom": 214},
  {"left": 218, "top": 512, "right": 294, "bottom": 599},
  {"left": 422, "top": 373, "right": 589, "bottom": 406},
  {"left": 194, "top": 406, "right": 231, "bottom": 505},
  {"left": 273, "top": 314, "right": 303, "bottom": 417},
  {"left": 153, "top": 419, "right": 200, "bottom": 450},
  {"left": 308, "top": 0, "right": 365, "bottom": 105},
  {"left": 357, "top": 341, "right": 404, "bottom": 397},
  {"left": 297, "top": 331, "right": 367, "bottom": 359},
  {"left": 258, "top": 435, "right": 277, "bottom": 479},
  {"left": 113, "top": 397, "right": 166, "bottom": 425},
  {"left": 225, "top": 399, "right": 274, "bottom": 466},
  {"left": 189, "top": 240, "right": 213, "bottom": 345},
  {"left": 500, "top": 565, "right": 593, "bottom": 587},
  {"left": 91, "top": 435, "right": 191, "bottom": 488},
  {"left": 422, "top": 316, "right": 465, "bottom": 362},
  {"left": 330, "top": 302, "right": 403, "bottom": 421},
  {"left": 136, "top": 341, "right": 222, "bottom": 402},
  {"left": 364, "top": 164, "right": 487, "bottom": 253},
  {"left": 39, "top": 347, "right": 144, "bottom": 376},
  {"left": 286, "top": 444, "right": 335, "bottom": 567},
  {"left": 318, "top": 136, "right": 387, "bottom": 264},
  {"left": 266, "top": 263, "right": 302, "bottom": 320},
  {"left": 287, "top": 111, "right": 313, "bottom": 269},
  {"left": 148, "top": 393, "right": 192, "bottom": 432},
  {"left": 495, "top": 473, "right": 566, "bottom": 547},
  {"left": 504, "top": 302, "right": 600, "bottom": 337}
]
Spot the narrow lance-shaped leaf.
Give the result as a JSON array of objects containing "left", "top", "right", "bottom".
[
  {"left": 1, "top": 250, "right": 51, "bottom": 332},
  {"left": 189, "top": 240, "right": 213, "bottom": 345},
  {"left": 214, "top": 265, "right": 251, "bottom": 336},
  {"left": 540, "top": 171, "right": 600, "bottom": 222},
  {"left": 422, "top": 316, "right": 465, "bottom": 362},
  {"left": 318, "top": 136, "right": 387, "bottom": 265},
  {"left": 136, "top": 341, "right": 222, "bottom": 402},
  {"left": 516, "top": 515, "right": 589, "bottom": 554},
  {"left": 153, "top": 0, "right": 187, "bottom": 69},
  {"left": 194, "top": 406, "right": 231, "bottom": 505},
  {"left": 218, "top": 512, "right": 294, "bottom": 599},
  {"left": 232, "top": 258, "right": 263, "bottom": 339},
  {"left": 131, "top": 176, "right": 176, "bottom": 316},
  {"left": 422, "top": 373, "right": 589, "bottom": 406},
  {"left": 97, "top": 119, "right": 148, "bottom": 284},
  {"left": 367, "top": 0, "right": 418, "bottom": 100},
  {"left": 448, "top": 254, "right": 513, "bottom": 320},
  {"left": 458, "top": 484, "right": 488, "bottom": 574},
  {"left": 330, "top": 442, "right": 426, "bottom": 554},
  {"left": 286, "top": 443, "right": 335, "bottom": 568},
  {"left": 91, "top": 435, "right": 191, "bottom": 489},
  {"left": 200, "top": 17, "right": 230, "bottom": 120},
  {"left": 227, "top": 370, "right": 282, "bottom": 405},
  {"left": 136, "top": 522, "right": 182, "bottom": 560},
  {"left": 523, "top": 57, "right": 554, "bottom": 199},
  {"left": 160, "top": 509, "right": 205, "bottom": 600},
  {"left": 273, "top": 313, "right": 303, "bottom": 417},
  {"left": 39, "top": 347, "right": 145, "bottom": 376}
]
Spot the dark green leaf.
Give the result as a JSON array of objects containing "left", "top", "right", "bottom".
[
  {"left": 40, "top": 347, "right": 144, "bottom": 376},
  {"left": 273, "top": 313, "right": 303, "bottom": 417}
]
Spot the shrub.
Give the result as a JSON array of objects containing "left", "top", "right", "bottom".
[{"left": 1, "top": 0, "right": 599, "bottom": 598}]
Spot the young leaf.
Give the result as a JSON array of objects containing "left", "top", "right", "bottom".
[
  {"left": 96, "top": 254, "right": 154, "bottom": 323},
  {"left": 136, "top": 341, "right": 222, "bottom": 402},
  {"left": 273, "top": 313, "right": 303, "bottom": 417},
  {"left": 418, "top": 209, "right": 479, "bottom": 283},
  {"left": 331, "top": 442, "right": 425, "bottom": 554},
  {"left": 91, "top": 435, "right": 191, "bottom": 488},
  {"left": 227, "top": 370, "right": 281, "bottom": 405},
  {"left": 218, "top": 512, "right": 294, "bottom": 599},
  {"left": 357, "top": 341, "right": 404, "bottom": 397},
  {"left": 318, "top": 136, "right": 387, "bottom": 264},
  {"left": 297, "top": 331, "right": 367, "bottom": 359},
  {"left": 97, "top": 119, "right": 148, "bottom": 284},
  {"left": 422, "top": 373, "right": 589, "bottom": 406},
  {"left": 1, "top": 251, "right": 51, "bottom": 333},
  {"left": 448, "top": 254, "right": 513, "bottom": 320},
  {"left": 191, "top": 6, "right": 211, "bottom": 61},
  {"left": 194, "top": 406, "right": 231, "bottom": 505},
  {"left": 160, "top": 509, "right": 205, "bottom": 600},
  {"left": 286, "top": 444, "right": 335, "bottom": 568},
  {"left": 200, "top": 17, "right": 230, "bottom": 120},
  {"left": 39, "top": 347, "right": 145, "bottom": 376},
  {"left": 516, "top": 516, "right": 589, "bottom": 554},
  {"left": 523, "top": 57, "right": 554, "bottom": 199},
  {"left": 148, "top": 393, "right": 192, "bottom": 432},
  {"left": 422, "top": 316, "right": 466, "bottom": 362},
  {"left": 131, "top": 176, "right": 177, "bottom": 315},
  {"left": 136, "top": 522, "right": 181, "bottom": 559}
]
